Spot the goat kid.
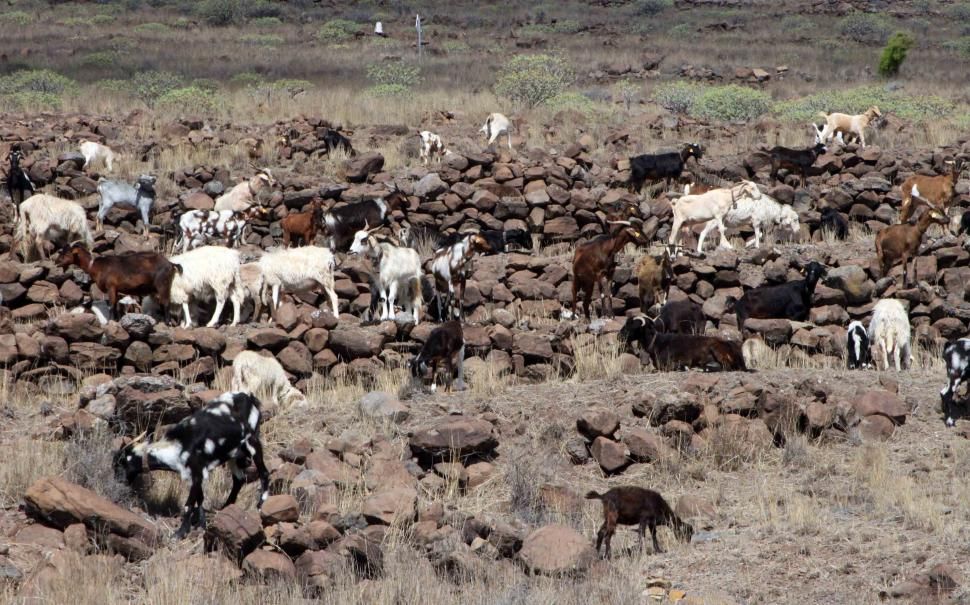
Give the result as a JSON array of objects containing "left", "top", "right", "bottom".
[
  {"left": 430, "top": 233, "right": 490, "bottom": 320},
  {"left": 586, "top": 486, "right": 693, "bottom": 558},
  {"left": 628, "top": 143, "right": 704, "bottom": 193},
  {"left": 409, "top": 320, "right": 465, "bottom": 392},
  {"left": 571, "top": 224, "right": 645, "bottom": 320},
  {"left": 213, "top": 167, "right": 277, "bottom": 212},
  {"left": 97, "top": 174, "right": 157, "bottom": 234},
  {"left": 350, "top": 226, "right": 423, "bottom": 323},
  {"left": 816, "top": 106, "right": 882, "bottom": 148},
  {"left": 179, "top": 206, "right": 270, "bottom": 252},
  {"left": 480, "top": 112, "right": 513, "bottom": 150},
  {"left": 898, "top": 158, "right": 965, "bottom": 224},
  {"left": 875, "top": 208, "right": 948, "bottom": 286},
  {"left": 635, "top": 251, "right": 673, "bottom": 312},
  {"left": 734, "top": 261, "right": 826, "bottom": 336},
  {"left": 5, "top": 149, "right": 34, "bottom": 213},
  {"left": 941, "top": 338, "right": 970, "bottom": 427},
  {"left": 80, "top": 140, "right": 115, "bottom": 172},
  {"left": 846, "top": 320, "right": 872, "bottom": 369},
  {"left": 281, "top": 198, "right": 324, "bottom": 247},
  {"left": 419, "top": 131, "right": 446, "bottom": 165},
  {"left": 322, "top": 188, "right": 408, "bottom": 251}
]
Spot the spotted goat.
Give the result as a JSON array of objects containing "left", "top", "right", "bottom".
[
  {"left": 178, "top": 206, "right": 270, "bottom": 252},
  {"left": 429, "top": 232, "right": 491, "bottom": 320}
]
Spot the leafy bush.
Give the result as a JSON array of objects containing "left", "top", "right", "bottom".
[
  {"left": 614, "top": 79, "right": 640, "bottom": 110},
  {"left": 317, "top": 19, "right": 361, "bottom": 43},
  {"left": 133, "top": 22, "right": 171, "bottom": 33},
  {"left": 196, "top": 0, "right": 246, "bottom": 26},
  {"left": 92, "top": 14, "right": 115, "bottom": 25},
  {"left": 158, "top": 86, "right": 216, "bottom": 112},
  {"left": 241, "top": 33, "right": 284, "bottom": 46},
  {"left": 517, "top": 24, "right": 553, "bottom": 36},
  {"left": 495, "top": 54, "right": 574, "bottom": 108},
  {"left": 441, "top": 40, "right": 470, "bottom": 53},
  {"left": 231, "top": 72, "right": 264, "bottom": 88},
  {"left": 838, "top": 13, "right": 892, "bottom": 44},
  {"left": 773, "top": 85, "right": 954, "bottom": 122},
  {"left": 779, "top": 15, "right": 815, "bottom": 39},
  {"left": 59, "top": 17, "right": 94, "bottom": 26},
  {"left": 878, "top": 32, "right": 914, "bottom": 78},
  {"left": 78, "top": 51, "right": 120, "bottom": 68},
  {"left": 651, "top": 81, "right": 701, "bottom": 115},
  {"left": 943, "top": 36, "right": 970, "bottom": 58},
  {"left": 245, "top": 0, "right": 283, "bottom": 19},
  {"left": 132, "top": 70, "right": 183, "bottom": 108},
  {"left": 668, "top": 23, "right": 693, "bottom": 38},
  {"left": 0, "top": 69, "right": 76, "bottom": 96},
  {"left": 364, "top": 83, "right": 411, "bottom": 98},
  {"left": 270, "top": 79, "right": 313, "bottom": 96},
  {"left": 947, "top": 1, "right": 970, "bottom": 21},
  {"left": 0, "top": 11, "right": 33, "bottom": 26},
  {"left": 552, "top": 19, "right": 582, "bottom": 34},
  {"left": 545, "top": 92, "right": 598, "bottom": 115},
  {"left": 366, "top": 62, "right": 422, "bottom": 89},
  {"left": 251, "top": 16, "right": 282, "bottom": 28},
  {"left": 97, "top": 79, "right": 135, "bottom": 95},
  {"left": 634, "top": 0, "right": 673, "bottom": 16},
  {"left": 191, "top": 78, "right": 220, "bottom": 92},
  {"left": 2, "top": 91, "right": 63, "bottom": 111},
  {"left": 691, "top": 85, "right": 771, "bottom": 122}
]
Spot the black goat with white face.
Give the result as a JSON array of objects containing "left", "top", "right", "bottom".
[
  {"left": 846, "top": 320, "right": 872, "bottom": 370},
  {"left": 113, "top": 391, "right": 270, "bottom": 539},
  {"left": 941, "top": 338, "right": 970, "bottom": 427},
  {"left": 6, "top": 148, "right": 34, "bottom": 213},
  {"left": 409, "top": 320, "right": 465, "bottom": 392}
]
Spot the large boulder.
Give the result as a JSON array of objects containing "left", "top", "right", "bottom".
[
  {"left": 517, "top": 524, "right": 596, "bottom": 575},
  {"left": 361, "top": 487, "right": 417, "bottom": 525},
  {"left": 243, "top": 549, "right": 296, "bottom": 582},
  {"left": 328, "top": 327, "right": 387, "bottom": 359},
  {"left": 344, "top": 152, "right": 384, "bottom": 183},
  {"left": 409, "top": 415, "right": 498, "bottom": 461},
  {"left": 576, "top": 408, "right": 619, "bottom": 441},
  {"left": 852, "top": 389, "right": 910, "bottom": 423},
  {"left": 204, "top": 504, "right": 265, "bottom": 563},
  {"left": 359, "top": 391, "right": 410, "bottom": 423},
  {"left": 112, "top": 374, "right": 191, "bottom": 428}
]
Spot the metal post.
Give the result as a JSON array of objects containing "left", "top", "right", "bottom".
[{"left": 416, "top": 14, "right": 422, "bottom": 60}]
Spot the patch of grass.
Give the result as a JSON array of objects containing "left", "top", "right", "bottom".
[
  {"left": 837, "top": 12, "right": 893, "bottom": 45},
  {"left": 317, "top": 18, "right": 361, "bottom": 44},
  {"left": 77, "top": 50, "right": 121, "bottom": 69},
  {"left": 250, "top": 16, "right": 283, "bottom": 28},
  {"left": 240, "top": 33, "right": 284, "bottom": 46},
  {"left": 158, "top": 85, "right": 218, "bottom": 113},
  {"left": 0, "top": 10, "right": 33, "bottom": 26},
  {"left": 63, "top": 428, "right": 133, "bottom": 505},
  {"left": 133, "top": 22, "right": 172, "bottom": 34},
  {"left": 773, "top": 85, "right": 955, "bottom": 122},
  {"left": 691, "top": 84, "right": 771, "bottom": 122}
]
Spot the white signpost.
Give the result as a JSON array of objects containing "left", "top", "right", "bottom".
[{"left": 415, "top": 14, "right": 422, "bottom": 59}]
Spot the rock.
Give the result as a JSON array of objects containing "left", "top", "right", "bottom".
[
  {"left": 858, "top": 414, "right": 896, "bottom": 441},
  {"left": 331, "top": 533, "right": 383, "bottom": 577},
  {"left": 409, "top": 415, "right": 499, "bottom": 460},
  {"left": 518, "top": 524, "right": 596, "bottom": 575},
  {"left": 119, "top": 314, "right": 156, "bottom": 340},
  {"left": 359, "top": 391, "right": 409, "bottom": 423},
  {"left": 623, "top": 428, "right": 677, "bottom": 462},
  {"left": 742, "top": 318, "right": 792, "bottom": 346},
  {"left": 260, "top": 495, "right": 300, "bottom": 525},
  {"left": 344, "top": 152, "right": 384, "bottom": 183},
  {"left": 590, "top": 436, "right": 630, "bottom": 473},
  {"left": 361, "top": 487, "right": 417, "bottom": 525},
  {"left": 853, "top": 389, "right": 909, "bottom": 422},
  {"left": 51, "top": 313, "right": 102, "bottom": 340},
  {"left": 413, "top": 173, "right": 448, "bottom": 198},
  {"left": 295, "top": 549, "right": 344, "bottom": 588},
  {"left": 247, "top": 328, "right": 290, "bottom": 351},
  {"left": 329, "top": 327, "right": 386, "bottom": 359},
  {"left": 243, "top": 549, "right": 296, "bottom": 582},
  {"left": 675, "top": 495, "right": 717, "bottom": 520},
  {"left": 204, "top": 504, "right": 265, "bottom": 563},
  {"left": 576, "top": 408, "right": 619, "bottom": 441},
  {"left": 113, "top": 374, "right": 191, "bottom": 428},
  {"left": 826, "top": 265, "right": 873, "bottom": 305}
]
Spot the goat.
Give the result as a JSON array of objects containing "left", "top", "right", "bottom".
[
  {"left": 619, "top": 314, "right": 746, "bottom": 371},
  {"left": 321, "top": 128, "right": 354, "bottom": 156},
  {"left": 350, "top": 227, "right": 423, "bottom": 323},
  {"left": 178, "top": 206, "right": 270, "bottom": 252},
  {"left": 213, "top": 167, "right": 276, "bottom": 212},
  {"left": 57, "top": 243, "right": 181, "bottom": 321},
  {"left": 438, "top": 228, "right": 533, "bottom": 254},
  {"left": 96, "top": 174, "right": 157, "bottom": 234},
  {"left": 409, "top": 320, "right": 465, "bottom": 392},
  {"left": 812, "top": 122, "right": 846, "bottom": 146},
  {"left": 960, "top": 210, "right": 970, "bottom": 236},
  {"left": 258, "top": 245, "right": 339, "bottom": 317},
  {"left": 322, "top": 189, "right": 408, "bottom": 252},
  {"left": 281, "top": 198, "right": 324, "bottom": 247},
  {"left": 635, "top": 251, "right": 673, "bottom": 312},
  {"left": 430, "top": 233, "right": 490, "bottom": 320},
  {"left": 816, "top": 106, "right": 882, "bottom": 148},
  {"left": 669, "top": 181, "right": 763, "bottom": 254},
  {"left": 769, "top": 142, "right": 826, "bottom": 187},
  {"left": 231, "top": 351, "right": 307, "bottom": 408},
  {"left": 114, "top": 392, "right": 270, "bottom": 540},
  {"left": 628, "top": 143, "right": 704, "bottom": 193},
  {"left": 846, "top": 320, "right": 872, "bottom": 369},
  {"left": 15, "top": 194, "right": 94, "bottom": 261},
  {"left": 868, "top": 298, "right": 912, "bottom": 372},
  {"left": 585, "top": 486, "right": 693, "bottom": 559},
  {"left": 734, "top": 261, "right": 826, "bottom": 336},
  {"left": 419, "top": 130, "right": 446, "bottom": 165},
  {"left": 239, "top": 262, "right": 264, "bottom": 321},
  {"left": 168, "top": 246, "right": 244, "bottom": 328},
  {"left": 237, "top": 137, "right": 263, "bottom": 160},
  {"left": 571, "top": 224, "right": 645, "bottom": 320},
  {"left": 820, "top": 207, "right": 849, "bottom": 239},
  {"left": 656, "top": 299, "right": 706, "bottom": 334},
  {"left": 697, "top": 189, "right": 799, "bottom": 250},
  {"left": 898, "top": 159, "right": 965, "bottom": 224},
  {"left": 683, "top": 182, "right": 714, "bottom": 195},
  {"left": 79, "top": 140, "right": 115, "bottom": 172},
  {"left": 875, "top": 208, "right": 948, "bottom": 286},
  {"left": 480, "top": 112, "right": 512, "bottom": 150},
  {"left": 941, "top": 338, "right": 970, "bottom": 427},
  {"left": 5, "top": 148, "right": 34, "bottom": 213}
]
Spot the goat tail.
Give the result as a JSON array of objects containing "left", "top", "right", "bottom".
[
  {"left": 584, "top": 490, "right": 603, "bottom": 500},
  {"left": 171, "top": 262, "right": 183, "bottom": 275}
]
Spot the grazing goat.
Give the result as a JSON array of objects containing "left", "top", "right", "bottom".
[
  {"left": 669, "top": 181, "right": 763, "bottom": 253},
  {"left": 213, "top": 167, "right": 276, "bottom": 212},
  {"left": 585, "top": 486, "right": 693, "bottom": 558},
  {"left": 846, "top": 320, "right": 872, "bottom": 369},
  {"left": 438, "top": 228, "right": 533, "bottom": 254},
  {"left": 237, "top": 137, "right": 263, "bottom": 160},
  {"left": 628, "top": 143, "right": 704, "bottom": 193},
  {"left": 816, "top": 106, "right": 882, "bottom": 148},
  {"left": 820, "top": 207, "right": 849, "bottom": 239},
  {"left": 258, "top": 245, "right": 339, "bottom": 317},
  {"left": 941, "top": 338, "right": 970, "bottom": 427},
  {"left": 409, "top": 320, "right": 465, "bottom": 392},
  {"left": 812, "top": 123, "right": 846, "bottom": 146},
  {"left": 168, "top": 246, "right": 244, "bottom": 328},
  {"left": 231, "top": 351, "right": 306, "bottom": 408},
  {"left": 619, "top": 315, "right": 746, "bottom": 371},
  {"left": 480, "top": 112, "right": 512, "bottom": 150},
  {"left": 761, "top": 142, "right": 827, "bottom": 187},
  {"left": 281, "top": 198, "right": 324, "bottom": 247},
  {"left": 97, "top": 174, "right": 157, "bottom": 234},
  {"left": 683, "top": 182, "right": 714, "bottom": 195},
  {"left": 419, "top": 130, "right": 446, "bottom": 165},
  {"left": 350, "top": 227, "right": 423, "bottom": 323},
  {"left": 5, "top": 149, "right": 34, "bottom": 212},
  {"left": 79, "top": 140, "right": 115, "bottom": 172},
  {"left": 571, "top": 224, "right": 645, "bottom": 320},
  {"left": 898, "top": 159, "right": 965, "bottom": 224},
  {"left": 635, "top": 251, "right": 673, "bottom": 312},
  {"left": 868, "top": 299, "right": 912, "bottom": 372},
  {"left": 734, "top": 261, "right": 826, "bottom": 336},
  {"left": 114, "top": 392, "right": 270, "bottom": 539},
  {"left": 239, "top": 262, "right": 264, "bottom": 321},
  {"left": 959, "top": 210, "right": 970, "bottom": 236},
  {"left": 430, "top": 233, "right": 490, "bottom": 320},
  {"left": 15, "top": 194, "right": 94, "bottom": 261},
  {"left": 321, "top": 128, "right": 354, "bottom": 156},
  {"left": 178, "top": 206, "right": 270, "bottom": 252},
  {"left": 874, "top": 208, "right": 947, "bottom": 286},
  {"left": 57, "top": 243, "right": 181, "bottom": 320},
  {"left": 656, "top": 299, "right": 706, "bottom": 334},
  {"left": 322, "top": 189, "right": 408, "bottom": 251},
  {"left": 698, "top": 189, "right": 799, "bottom": 250}
]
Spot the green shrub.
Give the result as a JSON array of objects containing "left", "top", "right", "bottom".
[
  {"left": 838, "top": 13, "right": 892, "bottom": 44},
  {"left": 191, "top": 78, "right": 220, "bottom": 92},
  {"left": 552, "top": 19, "right": 582, "bottom": 34},
  {"left": 947, "top": 1, "right": 970, "bottom": 21},
  {"left": 173, "top": 16, "right": 192, "bottom": 29},
  {"left": 3, "top": 91, "right": 63, "bottom": 111},
  {"left": 634, "top": 0, "right": 673, "bottom": 16},
  {"left": 251, "top": 16, "right": 282, "bottom": 28},
  {"left": 495, "top": 54, "right": 574, "bottom": 108},
  {"left": 773, "top": 85, "right": 953, "bottom": 122},
  {"left": 245, "top": 0, "right": 283, "bottom": 19},
  {"left": 364, "top": 83, "right": 411, "bottom": 97},
  {"left": 91, "top": 15, "right": 115, "bottom": 25},
  {"left": 270, "top": 79, "right": 313, "bottom": 96},
  {"left": 196, "top": 0, "right": 246, "bottom": 26},
  {"left": 132, "top": 70, "right": 183, "bottom": 108},
  {"left": 878, "top": 32, "right": 914, "bottom": 78},
  {"left": 97, "top": 79, "right": 135, "bottom": 95},
  {"left": 691, "top": 85, "right": 771, "bottom": 122},
  {"left": 517, "top": 24, "right": 554, "bottom": 36},
  {"left": 943, "top": 36, "right": 970, "bottom": 58},
  {"left": 779, "top": 15, "right": 815, "bottom": 39},
  {"left": 366, "top": 62, "right": 422, "bottom": 89},
  {"left": 0, "top": 69, "right": 76, "bottom": 96},
  {"left": 614, "top": 79, "right": 640, "bottom": 110},
  {"left": 158, "top": 86, "right": 216, "bottom": 112},
  {"left": 59, "top": 17, "right": 94, "bottom": 26},
  {"left": 241, "top": 33, "right": 284, "bottom": 46},
  {"left": 441, "top": 40, "right": 470, "bottom": 53},
  {"left": 78, "top": 51, "right": 120, "bottom": 68},
  {"left": 231, "top": 72, "right": 264, "bottom": 88},
  {"left": 651, "top": 81, "right": 701, "bottom": 115},
  {"left": 0, "top": 11, "right": 33, "bottom": 26},
  {"left": 317, "top": 19, "right": 361, "bottom": 44},
  {"left": 133, "top": 22, "right": 171, "bottom": 33},
  {"left": 545, "top": 92, "right": 598, "bottom": 115}
]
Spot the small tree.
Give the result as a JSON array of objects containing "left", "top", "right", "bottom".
[
  {"left": 614, "top": 80, "right": 640, "bottom": 111},
  {"left": 132, "top": 70, "right": 183, "bottom": 108},
  {"left": 495, "top": 54, "right": 574, "bottom": 108},
  {"left": 878, "top": 32, "right": 914, "bottom": 78}
]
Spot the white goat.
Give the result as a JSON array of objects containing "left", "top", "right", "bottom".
[
  {"left": 79, "top": 140, "right": 115, "bottom": 172},
  {"left": 669, "top": 181, "right": 763, "bottom": 254},
  {"left": 812, "top": 123, "right": 845, "bottom": 146},
  {"left": 350, "top": 227, "right": 423, "bottom": 323},
  {"left": 697, "top": 191, "right": 800, "bottom": 251},
  {"left": 480, "top": 112, "right": 512, "bottom": 150},
  {"left": 168, "top": 246, "right": 244, "bottom": 328},
  {"left": 816, "top": 106, "right": 882, "bottom": 148},
  {"left": 15, "top": 194, "right": 94, "bottom": 261},
  {"left": 231, "top": 350, "right": 307, "bottom": 408},
  {"left": 213, "top": 168, "right": 276, "bottom": 212},
  {"left": 419, "top": 130, "right": 446, "bottom": 165},
  {"left": 868, "top": 298, "right": 913, "bottom": 372},
  {"left": 239, "top": 262, "right": 265, "bottom": 321},
  {"left": 258, "top": 246, "right": 339, "bottom": 317}
]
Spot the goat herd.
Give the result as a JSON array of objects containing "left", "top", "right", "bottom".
[{"left": 3, "top": 108, "right": 970, "bottom": 553}]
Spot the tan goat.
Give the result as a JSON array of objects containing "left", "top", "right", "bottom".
[
  {"left": 898, "top": 158, "right": 965, "bottom": 224},
  {"left": 816, "top": 106, "right": 882, "bottom": 148}
]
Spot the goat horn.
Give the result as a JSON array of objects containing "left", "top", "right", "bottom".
[
  {"left": 607, "top": 220, "right": 632, "bottom": 226},
  {"left": 130, "top": 430, "right": 148, "bottom": 443}
]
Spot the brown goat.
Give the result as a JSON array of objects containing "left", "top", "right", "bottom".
[
  {"left": 57, "top": 243, "right": 182, "bottom": 320},
  {"left": 635, "top": 251, "right": 673, "bottom": 313},
  {"left": 875, "top": 208, "right": 948, "bottom": 285},
  {"left": 571, "top": 225, "right": 645, "bottom": 320},
  {"left": 281, "top": 198, "right": 324, "bottom": 247},
  {"left": 898, "top": 159, "right": 965, "bottom": 223},
  {"left": 586, "top": 486, "right": 693, "bottom": 558}
]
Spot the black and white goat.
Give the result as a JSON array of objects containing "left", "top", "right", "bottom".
[
  {"left": 438, "top": 228, "right": 533, "bottom": 254},
  {"left": 733, "top": 261, "right": 826, "bottom": 337},
  {"left": 114, "top": 392, "right": 270, "bottom": 539},
  {"left": 410, "top": 320, "right": 465, "bottom": 392},
  {"left": 941, "top": 338, "right": 970, "bottom": 427},
  {"left": 178, "top": 206, "right": 270, "bottom": 252},
  {"left": 323, "top": 189, "right": 409, "bottom": 251},
  {"left": 846, "top": 320, "right": 872, "bottom": 369},
  {"left": 97, "top": 174, "right": 157, "bottom": 234},
  {"left": 5, "top": 148, "right": 34, "bottom": 214},
  {"left": 430, "top": 233, "right": 490, "bottom": 320}
]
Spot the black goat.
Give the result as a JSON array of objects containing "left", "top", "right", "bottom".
[
  {"left": 586, "top": 486, "right": 693, "bottom": 558},
  {"left": 627, "top": 143, "right": 704, "bottom": 192},
  {"left": 5, "top": 149, "right": 34, "bottom": 214},
  {"left": 959, "top": 210, "right": 970, "bottom": 236},
  {"left": 438, "top": 228, "right": 533, "bottom": 254},
  {"left": 409, "top": 320, "right": 465, "bottom": 392},
  {"left": 846, "top": 320, "right": 872, "bottom": 370},
  {"left": 114, "top": 392, "right": 270, "bottom": 539},
  {"left": 941, "top": 338, "right": 970, "bottom": 427},
  {"left": 733, "top": 261, "right": 826, "bottom": 336},
  {"left": 657, "top": 299, "right": 706, "bottom": 334},
  {"left": 751, "top": 142, "right": 827, "bottom": 187},
  {"left": 820, "top": 207, "right": 849, "bottom": 239},
  {"left": 323, "top": 189, "right": 408, "bottom": 251},
  {"left": 618, "top": 314, "right": 747, "bottom": 371},
  {"left": 321, "top": 128, "right": 355, "bottom": 156}
]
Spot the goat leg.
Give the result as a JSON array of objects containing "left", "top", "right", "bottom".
[
  {"left": 174, "top": 468, "right": 205, "bottom": 539},
  {"left": 649, "top": 520, "right": 663, "bottom": 553}
]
